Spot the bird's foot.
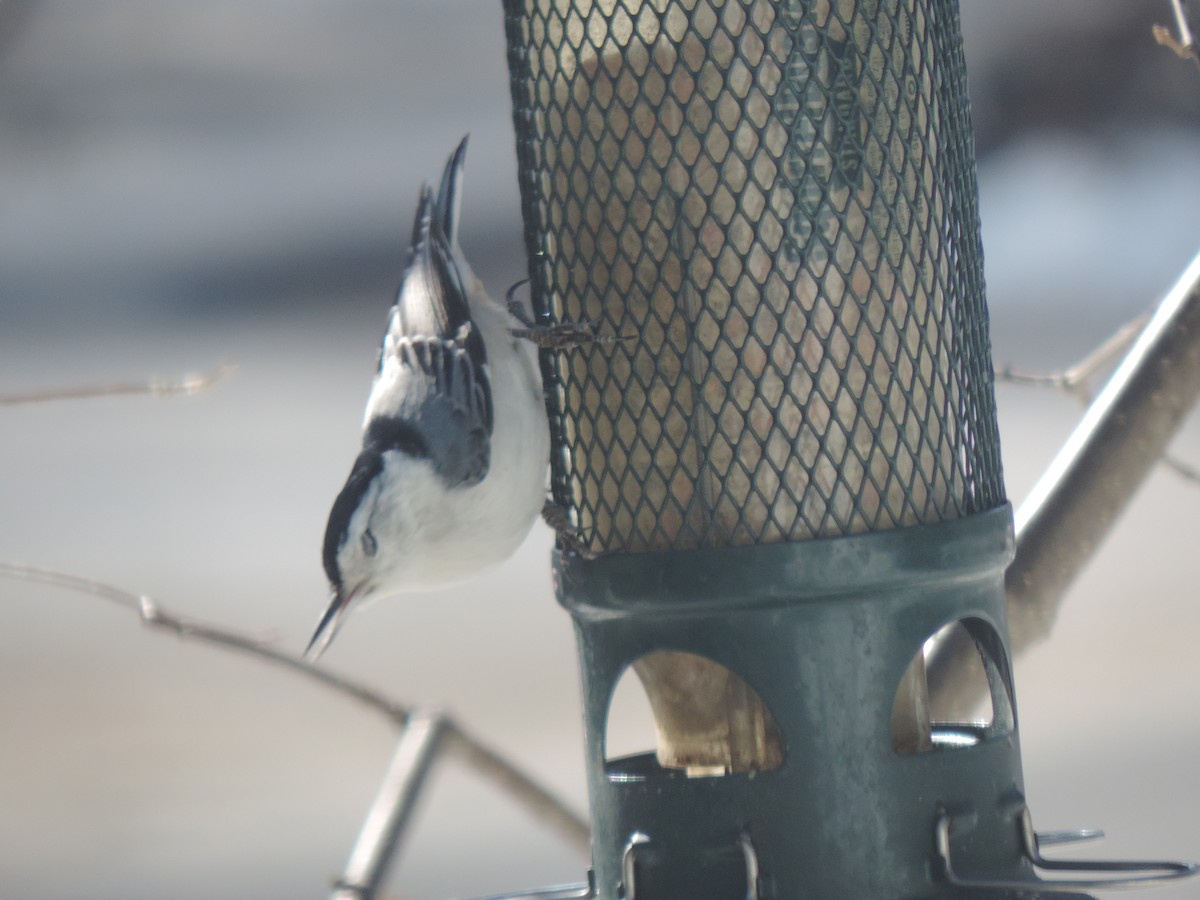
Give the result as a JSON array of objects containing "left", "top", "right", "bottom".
[
  {"left": 512, "top": 320, "right": 629, "bottom": 350},
  {"left": 506, "top": 280, "right": 633, "bottom": 349},
  {"left": 541, "top": 501, "right": 600, "bottom": 560}
]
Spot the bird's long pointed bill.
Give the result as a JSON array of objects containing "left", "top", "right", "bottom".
[{"left": 305, "top": 591, "right": 352, "bottom": 661}]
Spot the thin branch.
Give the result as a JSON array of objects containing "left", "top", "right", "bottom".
[
  {"left": 1, "top": 561, "right": 590, "bottom": 853},
  {"left": 995, "top": 314, "right": 1147, "bottom": 402},
  {"left": 995, "top": 311, "right": 1200, "bottom": 486},
  {"left": 442, "top": 722, "right": 591, "bottom": 852},
  {"left": 0, "top": 364, "right": 237, "bottom": 407},
  {"left": 1162, "top": 454, "right": 1200, "bottom": 484},
  {"left": 0, "top": 561, "right": 410, "bottom": 723},
  {"left": 1153, "top": 0, "right": 1200, "bottom": 69}
]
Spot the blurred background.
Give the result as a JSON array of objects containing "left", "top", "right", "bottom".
[{"left": 1, "top": 1, "right": 1198, "bottom": 897}]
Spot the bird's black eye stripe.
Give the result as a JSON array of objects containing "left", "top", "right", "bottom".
[
  {"left": 323, "top": 450, "right": 384, "bottom": 589},
  {"left": 362, "top": 529, "right": 378, "bottom": 557}
]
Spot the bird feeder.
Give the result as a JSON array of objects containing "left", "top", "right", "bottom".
[{"left": 500, "top": 0, "right": 1198, "bottom": 896}]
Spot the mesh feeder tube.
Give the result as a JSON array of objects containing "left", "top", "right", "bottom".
[{"left": 503, "top": 1, "right": 1048, "bottom": 897}]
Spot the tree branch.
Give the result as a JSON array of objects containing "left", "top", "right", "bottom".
[
  {"left": 442, "top": 722, "right": 590, "bottom": 851},
  {"left": 995, "top": 314, "right": 1146, "bottom": 401},
  {"left": 0, "top": 561, "right": 590, "bottom": 863},
  {"left": 0, "top": 365, "right": 237, "bottom": 407},
  {"left": 1153, "top": 0, "right": 1200, "bottom": 69},
  {"left": 995, "top": 312, "right": 1200, "bottom": 486},
  {"left": 0, "top": 561, "right": 410, "bottom": 723}
]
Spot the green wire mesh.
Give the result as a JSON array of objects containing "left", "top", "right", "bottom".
[{"left": 504, "top": 0, "right": 1005, "bottom": 557}]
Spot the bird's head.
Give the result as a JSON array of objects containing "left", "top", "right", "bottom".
[{"left": 307, "top": 447, "right": 392, "bottom": 660}]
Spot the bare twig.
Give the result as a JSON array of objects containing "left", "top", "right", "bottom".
[
  {"left": 994, "top": 314, "right": 1147, "bottom": 402},
  {"left": 0, "top": 560, "right": 591, "bottom": 860},
  {"left": 1153, "top": 0, "right": 1200, "bottom": 69},
  {"left": 0, "top": 561, "right": 410, "bottom": 722},
  {"left": 1162, "top": 454, "right": 1200, "bottom": 483},
  {"left": 995, "top": 312, "right": 1200, "bottom": 486},
  {"left": 442, "top": 722, "right": 590, "bottom": 851},
  {"left": 0, "top": 364, "right": 237, "bottom": 407}
]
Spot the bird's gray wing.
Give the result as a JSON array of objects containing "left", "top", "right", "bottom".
[{"left": 370, "top": 184, "right": 492, "bottom": 488}]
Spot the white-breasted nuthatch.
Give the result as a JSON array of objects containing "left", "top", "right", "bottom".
[{"left": 307, "top": 137, "right": 551, "bottom": 659}]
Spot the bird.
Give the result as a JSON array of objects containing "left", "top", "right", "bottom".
[{"left": 306, "top": 137, "right": 551, "bottom": 660}]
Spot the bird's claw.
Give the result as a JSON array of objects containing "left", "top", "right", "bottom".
[
  {"left": 541, "top": 501, "right": 600, "bottom": 560},
  {"left": 506, "top": 281, "right": 634, "bottom": 349},
  {"left": 512, "top": 320, "right": 629, "bottom": 349}
]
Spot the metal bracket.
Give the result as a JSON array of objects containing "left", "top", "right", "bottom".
[
  {"left": 619, "top": 831, "right": 761, "bottom": 900},
  {"left": 619, "top": 832, "right": 650, "bottom": 900},
  {"left": 935, "top": 805, "right": 1199, "bottom": 891},
  {"left": 738, "top": 832, "right": 761, "bottom": 900}
]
